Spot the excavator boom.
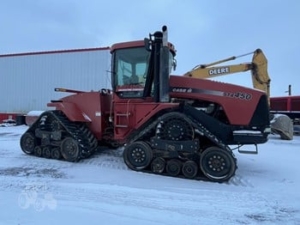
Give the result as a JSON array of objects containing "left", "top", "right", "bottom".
[
  {"left": 184, "top": 49, "right": 271, "bottom": 100},
  {"left": 184, "top": 63, "right": 252, "bottom": 78}
]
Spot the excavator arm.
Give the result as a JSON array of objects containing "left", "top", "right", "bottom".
[
  {"left": 250, "top": 49, "right": 271, "bottom": 99},
  {"left": 184, "top": 49, "right": 271, "bottom": 102},
  {"left": 183, "top": 49, "right": 293, "bottom": 140}
]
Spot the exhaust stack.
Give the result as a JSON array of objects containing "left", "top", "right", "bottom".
[
  {"left": 159, "top": 25, "right": 170, "bottom": 103},
  {"left": 152, "top": 25, "right": 170, "bottom": 103}
]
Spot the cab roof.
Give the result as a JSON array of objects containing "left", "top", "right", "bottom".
[{"left": 110, "top": 40, "right": 176, "bottom": 55}]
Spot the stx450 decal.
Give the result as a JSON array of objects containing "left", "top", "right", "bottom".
[{"left": 170, "top": 87, "right": 252, "bottom": 100}]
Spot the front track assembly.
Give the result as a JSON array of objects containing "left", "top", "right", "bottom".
[
  {"left": 123, "top": 112, "right": 237, "bottom": 182},
  {"left": 20, "top": 110, "right": 98, "bottom": 162}
]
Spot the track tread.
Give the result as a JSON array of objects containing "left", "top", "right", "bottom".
[
  {"left": 20, "top": 110, "right": 99, "bottom": 161},
  {"left": 126, "top": 111, "right": 237, "bottom": 182}
]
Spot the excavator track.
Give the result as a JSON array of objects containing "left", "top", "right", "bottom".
[
  {"left": 20, "top": 110, "right": 98, "bottom": 162},
  {"left": 123, "top": 111, "right": 237, "bottom": 183}
]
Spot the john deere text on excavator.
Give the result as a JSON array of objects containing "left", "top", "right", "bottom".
[
  {"left": 183, "top": 49, "right": 293, "bottom": 140},
  {"left": 20, "top": 26, "right": 271, "bottom": 183}
]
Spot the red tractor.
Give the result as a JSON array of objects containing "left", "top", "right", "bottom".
[{"left": 20, "top": 26, "right": 271, "bottom": 182}]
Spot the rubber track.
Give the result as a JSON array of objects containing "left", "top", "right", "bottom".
[
  {"left": 128, "top": 112, "right": 237, "bottom": 182},
  {"left": 23, "top": 110, "right": 98, "bottom": 161},
  {"left": 51, "top": 111, "right": 98, "bottom": 159}
]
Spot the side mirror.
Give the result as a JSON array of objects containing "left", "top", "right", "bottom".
[
  {"left": 144, "top": 38, "right": 151, "bottom": 51},
  {"left": 173, "top": 59, "right": 177, "bottom": 71}
]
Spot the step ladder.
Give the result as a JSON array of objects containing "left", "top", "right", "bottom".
[{"left": 115, "top": 112, "right": 131, "bottom": 128}]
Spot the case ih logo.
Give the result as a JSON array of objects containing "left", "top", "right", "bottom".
[
  {"left": 172, "top": 88, "right": 192, "bottom": 93},
  {"left": 209, "top": 67, "right": 229, "bottom": 75}
]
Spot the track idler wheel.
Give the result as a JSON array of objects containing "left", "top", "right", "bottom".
[
  {"left": 34, "top": 146, "right": 42, "bottom": 157},
  {"left": 51, "top": 148, "right": 62, "bottom": 160},
  {"left": 123, "top": 141, "right": 153, "bottom": 171},
  {"left": 43, "top": 146, "right": 51, "bottom": 158},
  {"left": 200, "top": 146, "right": 236, "bottom": 182},
  {"left": 60, "top": 137, "right": 80, "bottom": 162},
  {"left": 166, "top": 159, "right": 182, "bottom": 177},
  {"left": 182, "top": 161, "right": 198, "bottom": 179},
  {"left": 20, "top": 133, "right": 36, "bottom": 154},
  {"left": 151, "top": 157, "right": 166, "bottom": 174}
]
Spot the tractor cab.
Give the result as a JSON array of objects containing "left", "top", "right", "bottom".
[
  {"left": 110, "top": 41, "right": 150, "bottom": 98},
  {"left": 110, "top": 32, "right": 176, "bottom": 100}
]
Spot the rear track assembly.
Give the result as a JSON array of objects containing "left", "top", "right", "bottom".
[{"left": 20, "top": 110, "right": 98, "bottom": 162}]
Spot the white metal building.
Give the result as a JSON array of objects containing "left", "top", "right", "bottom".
[{"left": 0, "top": 47, "right": 111, "bottom": 114}]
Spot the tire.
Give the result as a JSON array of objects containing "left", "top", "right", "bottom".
[
  {"left": 60, "top": 137, "right": 80, "bottom": 162},
  {"left": 182, "top": 160, "right": 198, "bottom": 179},
  {"left": 51, "top": 148, "right": 62, "bottom": 160},
  {"left": 166, "top": 159, "right": 182, "bottom": 177},
  {"left": 151, "top": 157, "right": 166, "bottom": 174},
  {"left": 20, "top": 133, "right": 36, "bottom": 154},
  {"left": 123, "top": 141, "right": 153, "bottom": 171},
  {"left": 42, "top": 146, "right": 51, "bottom": 158},
  {"left": 34, "top": 146, "right": 43, "bottom": 157},
  {"left": 200, "top": 146, "right": 236, "bottom": 182}
]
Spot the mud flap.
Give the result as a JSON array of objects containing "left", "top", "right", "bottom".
[{"left": 270, "top": 114, "right": 293, "bottom": 140}]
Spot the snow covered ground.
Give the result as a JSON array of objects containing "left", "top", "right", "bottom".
[{"left": 0, "top": 125, "right": 299, "bottom": 225}]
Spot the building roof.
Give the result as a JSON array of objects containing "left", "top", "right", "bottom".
[{"left": 0, "top": 47, "right": 110, "bottom": 58}]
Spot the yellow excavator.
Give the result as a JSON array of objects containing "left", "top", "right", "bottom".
[{"left": 183, "top": 49, "right": 293, "bottom": 140}]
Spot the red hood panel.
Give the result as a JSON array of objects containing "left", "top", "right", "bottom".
[{"left": 169, "top": 75, "right": 265, "bottom": 125}]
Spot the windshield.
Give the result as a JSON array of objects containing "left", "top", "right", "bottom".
[
  {"left": 114, "top": 47, "right": 149, "bottom": 86},
  {"left": 112, "top": 46, "right": 175, "bottom": 98}
]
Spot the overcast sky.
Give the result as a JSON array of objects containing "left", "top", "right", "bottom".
[{"left": 1, "top": 0, "right": 299, "bottom": 96}]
